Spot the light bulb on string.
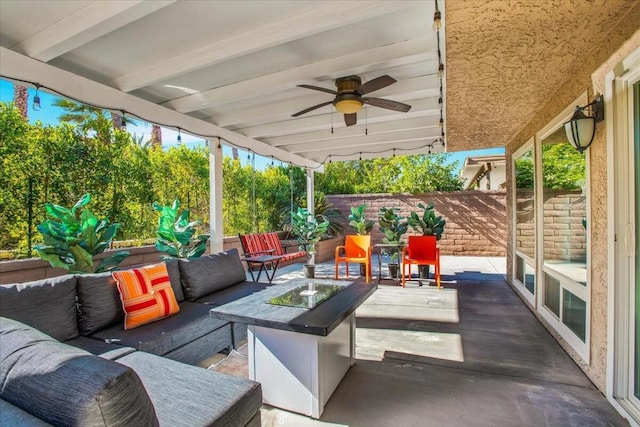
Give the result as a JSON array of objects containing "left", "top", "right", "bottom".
[
  {"left": 177, "top": 128, "right": 182, "bottom": 144},
  {"left": 439, "top": 118, "right": 444, "bottom": 129},
  {"left": 433, "top": 10, "right": 442, "bottom": 31},
  {"left": 393, "top": 148, "right": 396, "bottom": 158},
  {"left": 120, "top": 111, "right": 126, "bottom": 129},
  {"left": 438, "top": 63, "right": 445, "bottom": 78},
  {"left": 32, "top": 84, "right": 41, "bottom": 111}
]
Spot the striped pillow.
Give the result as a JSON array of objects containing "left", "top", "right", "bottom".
[{"left": 112, "top": 263, "right": 180, "bottom": 330}]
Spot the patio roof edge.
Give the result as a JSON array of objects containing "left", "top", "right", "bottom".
[{"left": 0, "top": 47, "right": 321, "bottom": 170}]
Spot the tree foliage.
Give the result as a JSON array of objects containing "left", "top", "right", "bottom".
[{"left": 0, "top": 99, "right": 484, "bottom": 260}]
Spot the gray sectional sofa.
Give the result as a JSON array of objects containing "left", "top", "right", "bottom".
[{"left": 0, "top": 248, "right": 269, "bottom": 426}]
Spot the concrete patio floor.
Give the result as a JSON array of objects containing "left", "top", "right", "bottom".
[{"left": 247, "top": 257, "right": 626, "bottom": 426}]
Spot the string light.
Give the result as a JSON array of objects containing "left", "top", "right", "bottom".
[
  {"left": 4, "top": 76, "right": 445, "bottom": 170},
  {"left": 392, "top": 148, "right": 396, "bottom": 158},
  {"left": 32, "top": 84, "right": 41, "bottom": 111},
  {"left": 438, "top": 63, "right": 444, "bottom": 78},
  {"left": 271, "top": 156, "right": 274, "bottom": 166},
  {"left": 329, "top": 155, "right": 332, "bottom": 164},
  {"left": 433, "top": 0, "right": 442, "bottom": 31},
  {"left": 120, "top": 111, "right": 126, "bottom": 129}
]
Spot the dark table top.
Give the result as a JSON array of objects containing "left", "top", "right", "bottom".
[{"left": 210, "top": 279, "right": 377, "bottom": 336}]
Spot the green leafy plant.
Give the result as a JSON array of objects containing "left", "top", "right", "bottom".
[
  {"left": 407, "top": 202, "right": 446, "bottom": 240},
  {"left": 153, "top": 200, "right": 210, "bottom": 259},
  {"left": 378, "top": 207, "right": 408, "bottom": 261},
  {"left": 35, "top": 194, "right": 129, "bottom": 273},
  {"left": 348, "top": 204, "right": 374, "bottom": 235},
  {"left": 290, "top": 207, "right": 330, "bottom": 264}
]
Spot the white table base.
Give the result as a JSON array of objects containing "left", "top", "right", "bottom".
[{"left": 247, "top": 313, "right": 356, "bottom": 418}]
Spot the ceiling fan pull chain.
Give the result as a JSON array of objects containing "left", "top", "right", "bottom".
[
  {"left": 365, "top": 106, "right": 368, "bottom": 135},
  {"left": 331, "top": 106, "right": 334, "bottom": 134}
]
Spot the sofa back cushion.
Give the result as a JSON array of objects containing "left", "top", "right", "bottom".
[
  {"left": 76, "top": 272, "right": 124, "bottom": 336},
  {"left": 164, "top": 259, "right": 185, "bottom": 302},
  {"left": 179, "top": 249, "right": 246, "bottom": 301},
  {"left": 0, "top": 275, "right": 78, "bottom": 341},
  {"left": 0, "top": 317, "right": 159, "bottom": 427}
]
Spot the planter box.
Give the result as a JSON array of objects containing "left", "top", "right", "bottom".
[{"left": 315, "top": 236, "right": 344, "bottom": 263}]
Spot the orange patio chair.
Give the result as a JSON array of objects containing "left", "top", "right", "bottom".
[
  {"left": 335, "top": 235, "right": 372, "bottom": 283},
  {"left": 401, "top": 235, "right": 441, "bottom": 289}
]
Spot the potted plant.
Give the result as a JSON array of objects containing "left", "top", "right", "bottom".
[
  {"left": 35, "top": 193, "right": 129, "bottom": 273},
  {"left": 153, "top": 199, "right": 210, "bottom": 259},
  {"left": 291, "top": 207, "right": 330, "bottom": 278},
  {"left": 348, "top": 204, "right": 374, "bottom": 275},
  {"left": 378, "top": 207, "right": 408, "bottom": 278},
  {"left": 407, "top": 202, "right": 446, "bottom": 278}
]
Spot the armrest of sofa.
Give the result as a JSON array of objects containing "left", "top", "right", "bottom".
[{"left": 0, "top": 317, "right": 159, "bottom": 427}]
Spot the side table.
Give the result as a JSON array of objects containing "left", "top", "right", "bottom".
[{"left": 372, "top": 243, "right": 404, "bottom": 284}]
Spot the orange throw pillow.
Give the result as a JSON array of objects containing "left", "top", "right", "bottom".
[{"left": 112, "top": 263, "right": 180, "bottom": 330}]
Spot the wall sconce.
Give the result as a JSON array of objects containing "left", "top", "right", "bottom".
[{"left": 564, "top": 94, "right": 604, "bottom": 153}]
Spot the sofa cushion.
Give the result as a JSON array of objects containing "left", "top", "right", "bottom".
[
  {"left": 179, "top": 249, "right": 247, "bottom": 301},
  {"left": 0, "top": 399, "right": 52, "bottom": 426},
  {"left": 91, "top": 301, "right": 229, "bottom": 357},
  {"left": 165, "top": 258, "right": 185, "bottom": 302},
  {"left": 76, "top": 272, "right": 124, "bottom": 335},
  {"left": 0, "top": 317, "right": 159, "bottom": 427},
  {"left": 0, "top": 275, "right": 78, "bottom": 341},
  {"left": 65, "top": 336, "right": 136, "bottom": 360},
  {"left": 112, "top": 263, "right": 180, "bottom": 330},
  {"left": 117, "top": 351, "right": 262, "bottom": 427}
]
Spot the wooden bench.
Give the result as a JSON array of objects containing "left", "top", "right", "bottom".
[{"left": 238, "top": 232, "right": 307, "bottom": 267}]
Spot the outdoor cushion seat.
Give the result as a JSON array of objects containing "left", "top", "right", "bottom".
[
  {"left": 65, "top": 335, "right": 136, "bottom": 360},
  {"left": 0, "top": 399, "right": 52, "bottom": 426},
  {"left": 0, "top": 317, "right": 159, "bottom": 427},
  {"left": 91, "top": 302, "right": 229, "bottom": 357},
  {"left": 239, "top": 232, "right": 306, "bottom": 262},
  {"left": 117, "top": 351, "right": 262, "bottom": 427},
  {"left": 0, "top": 275, "right": 79, "bottom": 341}
]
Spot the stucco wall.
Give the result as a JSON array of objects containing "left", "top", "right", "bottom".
[
  {"left": 505, "top": 26, "right": 640, "bottom": 392},
  {"left": 327, "top": 190, "right": 506, "bottom": 257}
]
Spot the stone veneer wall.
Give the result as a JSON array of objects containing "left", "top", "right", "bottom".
[{"left": 327, "top": 190, "right": 506, "bottom": 257}]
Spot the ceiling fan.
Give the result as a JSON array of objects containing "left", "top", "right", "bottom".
[{"left": 292, "top": 75, "right": 411, "bottom": 127}]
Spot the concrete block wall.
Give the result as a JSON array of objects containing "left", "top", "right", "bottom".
[{"left": 327, "top": 190, "right": 506, "bottom": 257}]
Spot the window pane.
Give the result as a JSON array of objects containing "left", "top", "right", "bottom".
[
  {"left": 563, "top": 290, "right": 586, "bottom": 342},
  {"left": 516, "top": 255, "right": 535, "bottom": 295},
  {"left": 541, "top": 128, "right": 587, "bottom": 285},
  {"left": 515, "top": 149, "right": 535, "bottom": 258},
  {"left": 544, "top": 273, "right": 561, "bottom": 317}
]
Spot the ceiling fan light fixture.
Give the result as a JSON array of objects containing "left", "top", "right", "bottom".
[{"left": 335, "top": 99, "right": 363, "bottom": 114}]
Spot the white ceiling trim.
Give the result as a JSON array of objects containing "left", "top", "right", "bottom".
[
  {"left": 164, "top": 37, "right": 434, "bottom": 114},
  {"left": 265, "top": 116, "right": 438, "bottom": 147},
  {"left": 301, "top": 140, "right": 444, "bottom": 163},
  {"left": 286, "top": 127, "right": 442, "bottom": 154},
  {"left": 0, "top": 47, "right": 320, "bottom": 169},
  {"left": 110, "top": 1, "right": 413, "bottom": 93},
  {"left": 13, "top": 1, "right": 176, "bottom": 62}
]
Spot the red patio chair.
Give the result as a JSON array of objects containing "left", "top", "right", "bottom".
[{"left": 401, "top": 235, "right": 441, "bottom": 289}]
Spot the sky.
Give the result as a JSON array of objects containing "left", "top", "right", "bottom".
[{"left": 0, "top": 79, "right": 504, "bottom": 173}]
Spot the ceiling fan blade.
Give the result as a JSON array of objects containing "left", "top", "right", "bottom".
[
  {"left": 364, "top": 97, "right": 412, "bottom": 113},
  {"left": 297, "top": 84, "right": 337, "bottom": 95},
  {"left": 344, "top": 113, "right": 357, "bottom": 127},
  {"left": 357, "top": 75, "right": 396, "bottom": 95},
  {"left": 291, "top": 101, "right": 333, "bottom": 117}
]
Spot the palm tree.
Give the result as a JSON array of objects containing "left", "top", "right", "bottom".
[
  {"left": 54, "top": 99, "right": 135, "bottom": 144},
  {"left": 151, "top": 124, "right": 162, "bottom": 147},
  {"left": 13, "top": 85, "right": 28, "bottom": 118}
]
